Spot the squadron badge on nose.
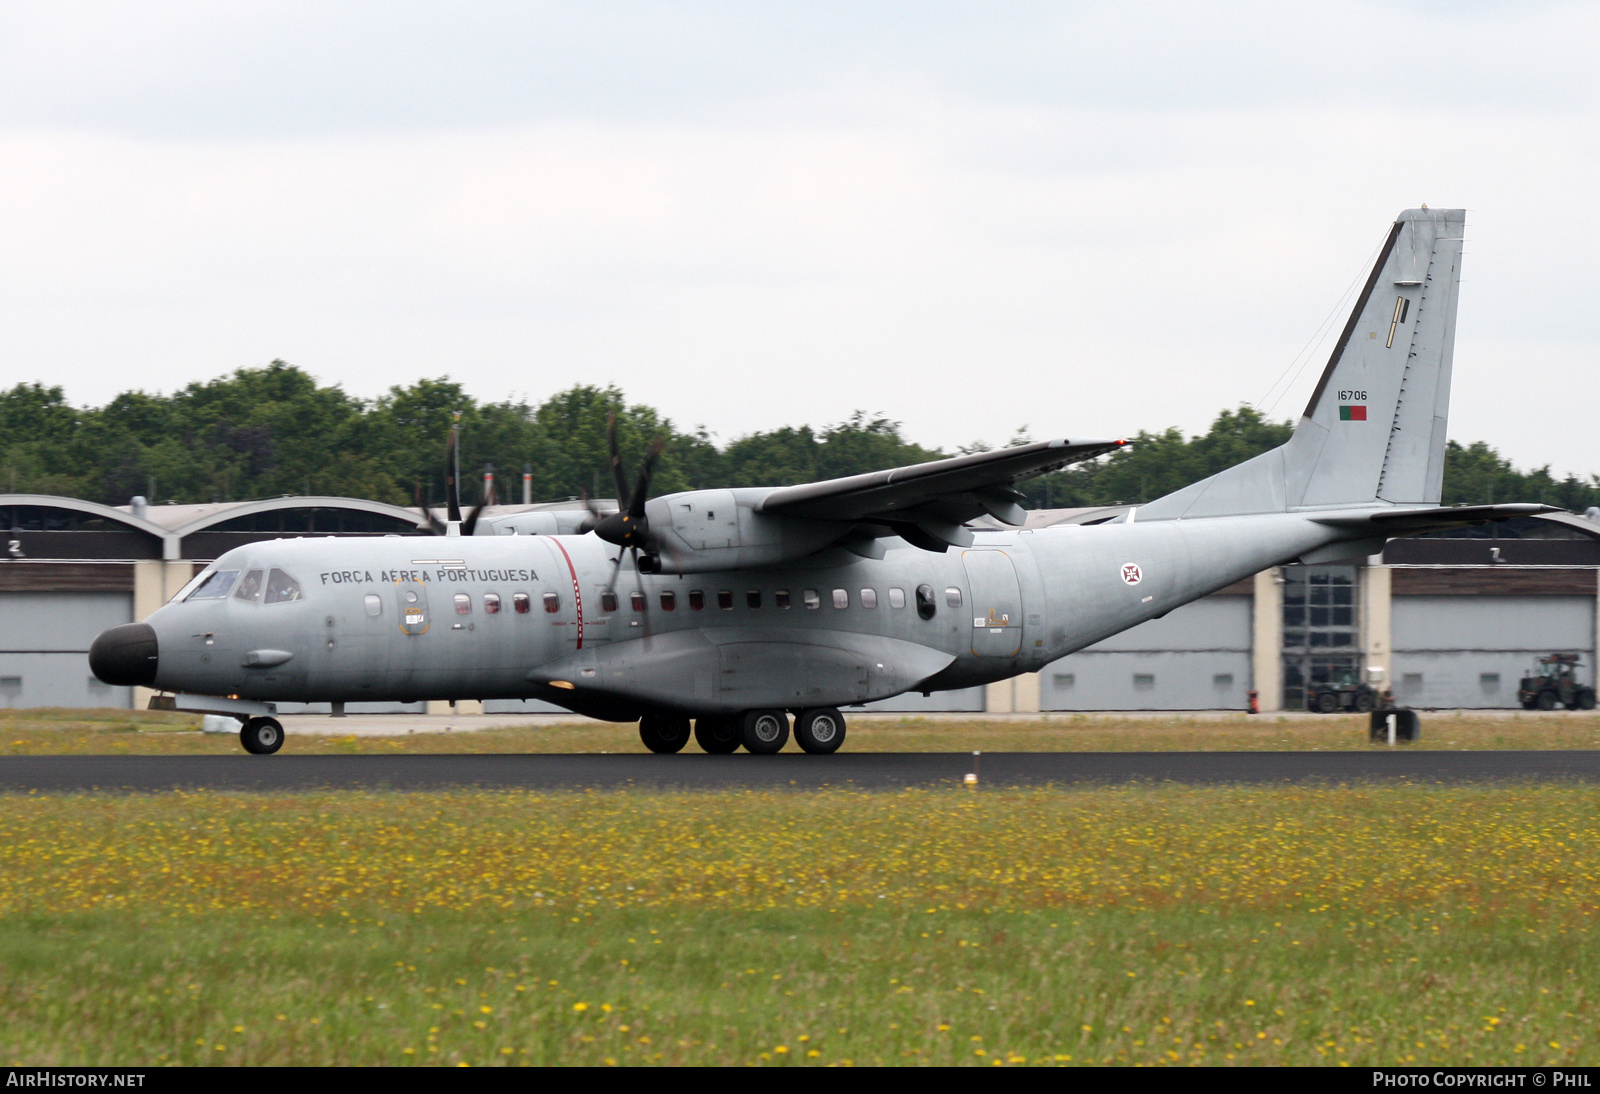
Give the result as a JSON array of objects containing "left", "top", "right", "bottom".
[{"left": 1120, "top": 563, "right": 1143, "bottom": 585}]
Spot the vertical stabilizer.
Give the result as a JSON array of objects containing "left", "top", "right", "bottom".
[{"left": 1139, "top": 208, "right": 1464, "bottom": 520}]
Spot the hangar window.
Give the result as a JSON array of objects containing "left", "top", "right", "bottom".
[
  {"left": 888, "top": 587, "right": 906, "bottom": 609},
  {"left": 483, "top": 593, "right": 501, "bottom": 615},
  {"left": 513, "top": 592, "right": 531, "bottom": 614},
  {"left": 601, "top": 590, "right": 618, "bottom": 612},
  {"left": 915, "top": 584, "right": 936, "bottom": 620},
  {"left": 543, "top": 591, "right": 561, "bottom": 614},
  {"left": 1480, "top": 672, "right": 1501, "bottom": 693},
  {"left": 803, "top": 589, "right": 821, "bottom": 610},
  {"left": 1054, "top": 673, "right": 1075, "bottom": 688},
  {"left": 688, "top": 590, "right": 705, "bottom": 611},
  {"left": 1133, "top": 673, "right": 1156, "bottom": 688},
  {"left": 363, "top": 594, "right": 382, "bottom": 617},
  {"left": 1213, "top": 673, "right": 1234, "bottom": 688},
  {"left": 631, "top": 591, "right": 647, "bottom": 612},
  {"left": 832, "top": 589, "right": 848, "bottom": 609},
  {"left": 859, "top": 588, "right": 878, "bottom": 609},
  {"left": 944, "top": 587, "right": 963, "bottom": 608},
  {"left": 660, "top": 590, "right": 676, "bottom": 611},
  {"left": 186, "top": 569, "right": 239, "bottom": 601},
  {"left": 774, "top": 590, "right": 791, "bottom": 609},
  {"left": 234, "top": 570, "right": 264, "bottom": 603},
  {"left": 263, "top": 569, "right": 303, "bottom": 604},
  {"left": 717, "top": 590, "right": 734, "bottom": 610},
  {"left": 746, "top": 590, "right": 761, "bottom": 609}
]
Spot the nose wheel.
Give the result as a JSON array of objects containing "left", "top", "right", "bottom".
[{"left": 240, "top": 716, "right": 284, "bottom": 755}]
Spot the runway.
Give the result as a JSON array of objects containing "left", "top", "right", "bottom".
[{"left": 5, "top": 750, "right": 1600, "bottom": 793}]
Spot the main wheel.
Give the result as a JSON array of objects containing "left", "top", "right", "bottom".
[
  {"left": 639, "top": 713, "right": 691, "bottom": 754},
  {"left": 1353, "top": 690, "right": 1376, "bottom": 714},
  {"left": 739, "top": 709, "right": 789, "bottom": 755},
  {"left": 1313, "top": 691, "right": 1340, "bottom": 714},
  {"left": 693, "top": 715, "right": 741, "bottom": 754},
  {"left": 240, "top": 716, "right": 284, "bottom": 755},
  {"left": 794, "top": 708, "right": 846, "bottom": 755},
  {"left": 1536, "top": 690, "right": 1559, "bottom": 711},
  {"left": 1579, "top": 689, "right": 1597, "bottom": 711}
]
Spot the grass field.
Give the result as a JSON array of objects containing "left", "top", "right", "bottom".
[
  {"left": 1, "top": 783, "right": 1598, "bottom": 1066},
  {"left": 4, "top": 707, "right": 1600, "bottom": 754}
]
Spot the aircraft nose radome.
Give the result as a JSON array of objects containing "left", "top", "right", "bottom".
[{"left": 89, "top": 622, "right": 159, "bottom": 687}]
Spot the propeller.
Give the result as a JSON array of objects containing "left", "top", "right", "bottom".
[
  {"left": 591, "top": 412, "right": 665, "bottom": 576},
  {"left": 414, "top": 419, "right": 491, "bottom": 537}
]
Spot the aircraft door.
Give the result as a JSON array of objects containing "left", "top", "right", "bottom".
[
  {"left": 395, "top": 582, "right": 431, "bottom": 636},
  {"left": 962, "top": 550, "right": 1022, "bottom": 657}
]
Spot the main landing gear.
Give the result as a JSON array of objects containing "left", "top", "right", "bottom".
[
  {"left": 641, "top": 708, "right": 847, "bottom": 755},
  {"left": 240, "top": 716, "right": 285, "bottom": 755}
]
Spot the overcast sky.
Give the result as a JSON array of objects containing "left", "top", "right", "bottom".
[{"left": 2, "top": 1, "right": 1596, "bottom": 473}]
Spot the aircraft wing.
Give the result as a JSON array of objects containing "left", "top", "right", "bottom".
[
  {"left": 1311, "top": 503, "right": 1561, "bottom": 533},
  {"left": 757, "top": 438, "right": 1126, "bottom": 546}
]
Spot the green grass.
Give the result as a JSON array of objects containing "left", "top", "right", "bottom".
[
  {"left": 4, "top": 707, "right": 1600, "bottom": 754},
  {"left": 1, "top": 784, "right": 1597, "bottom": 1065}
]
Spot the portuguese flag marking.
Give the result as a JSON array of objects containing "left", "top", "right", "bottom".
[{"left": 1340, "top": 405, "right": 1367, "bottom": 421}]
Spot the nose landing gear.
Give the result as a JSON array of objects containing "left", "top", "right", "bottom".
[{"left": 240, "top": 716, "right": 284, "bottom": 755}]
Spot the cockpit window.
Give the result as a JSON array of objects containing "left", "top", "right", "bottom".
[
  {"left": 263, "top": 569, "right": 304, "bottom": 604},
  {"left": 234, "top": 569, "right": 265, "bottom": 603},
  {"left": 186, "top": 570, "right": 239, "bottom": 601}
]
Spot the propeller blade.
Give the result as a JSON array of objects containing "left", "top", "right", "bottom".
[
  {"left": 606, "top": 412, "right": 631, "bottom": 508},
  {"left": 462, "top": 502, "right": 487, "bottom": 537},
  {"left": 577, "top": 489, "right": 608, "bottom": 534},
  {"left": 629, "top": 438, "right": 665, "bottom": 520},
  {"left": 445, "top": 427, "right": 463, "bottom": 524}
]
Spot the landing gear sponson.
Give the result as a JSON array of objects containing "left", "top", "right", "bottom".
[{"left": 639, "top": 709, "right": 847, "bottom": 755}]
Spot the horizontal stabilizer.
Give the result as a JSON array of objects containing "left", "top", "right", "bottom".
[{"left": 1311, "top": 503, "right": 1560, "bottom": 533}]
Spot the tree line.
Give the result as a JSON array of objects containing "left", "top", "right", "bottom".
[{"left": 1, "top": 361, "right": 1595, "bottom": 514}]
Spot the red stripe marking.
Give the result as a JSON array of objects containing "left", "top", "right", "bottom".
[{"left": 548, "top": 537, "right": 584, "bottom": 650}]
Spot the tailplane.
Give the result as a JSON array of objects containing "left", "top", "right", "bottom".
[{"left": 1140, "top": 208, "right": 1465, "bottom": 520}]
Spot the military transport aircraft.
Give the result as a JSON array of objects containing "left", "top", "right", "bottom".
[{"left": 90, "top": 208, "right": 1550, "bottom": 755}]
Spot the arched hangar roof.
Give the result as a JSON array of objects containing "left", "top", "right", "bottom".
[{"left": 163, "top": 496, "right": 426, "bottom": 537}]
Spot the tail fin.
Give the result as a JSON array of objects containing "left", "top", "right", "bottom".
[{"left": 1140, "top": 208, "right": 1465, "bottom": 519}]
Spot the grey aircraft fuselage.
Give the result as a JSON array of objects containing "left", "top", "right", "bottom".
[{"left": 146, "top": 510, "right": 1337, "bottom": 717}]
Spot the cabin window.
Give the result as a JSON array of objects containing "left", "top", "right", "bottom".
[
  {"left": 234, "top": 570, "right": 264, "bottom": 603},
  {"left": 774, "top": 590, "right": 791, "bottom": 609},
  {"left": 363, "top": 593, "right": 382, "bottom": 617},
  {"left": 859, "top": 588, "right": 878, "bottom": 609},
  {"left": 543, "top": 591, "right": 560, "bottom": 614},
  {"left": 454, "top": 593, "right": 471, "bottom": 615},
  {"left": 803, "top": 589, "right": 820, "bottom": 609},
  {"left": 888, "top": 587, "right": 906, "bottom": 609},
  {"left": 513, "top": 592, "right": 531, "bottom": 614},
  {"left": 484, "top": 592, "right": 501, "bottom": 615},
  {"left": 660, "top": 590, "right": 676, "bottom": 611},
  {"left": 601, "top": 590, "right": 618, "bottom": 612},
  {"left": 717, "top": 590, "right": 734, "bottom": 611},
  {"left": 688, "top": 590, "right": 705, "bottom": 611},
  {"left": 832, "top": 588, "right": 848, "bottom": 609},
  {"left": 746, "top": 590, "right": 761, "bottom": 609},
  {"left": 631, "top": 591, "right": 647, "bottom": 612},
  {"left": 264, "top": 569, "right": 303, "bottom": 604},
  {"left": 915, "top": 584, "right": 936, "bottom": 620},
  {"left": 944, "top": 587, "right": 963, "bottom": 608},
  {"left": 186, "top": 569, "right": 239, "bottom": 601}
]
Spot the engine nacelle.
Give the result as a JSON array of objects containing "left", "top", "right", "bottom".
[{"left": 643, "top": 488, "right": 846, "bottom": 573}]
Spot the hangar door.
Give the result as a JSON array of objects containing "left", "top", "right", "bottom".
[
  {"left": 0, "top": 592, "right": 134, "bottom": 709},
  {"left": 961, "top": 550, "right": 1022, "bottom": 657}
]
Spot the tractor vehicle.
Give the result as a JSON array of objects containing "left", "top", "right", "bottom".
[
  {"left": 1517, "top": 654, "right": 1597, "bottom": 710},
  {"left": 1306, "top": 668, "right": 1387, "bottom": 714}
]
